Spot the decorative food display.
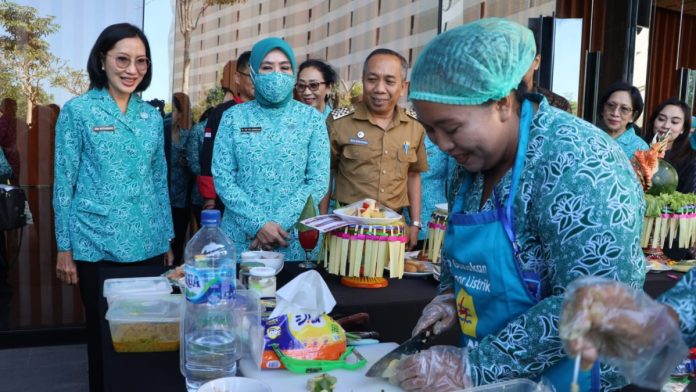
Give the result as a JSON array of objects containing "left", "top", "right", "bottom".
[
  {"left": 641, "top": 193, "right": 696, "bottom": 251},
  {"left": 319, "top": 222, "right": 407, "bottom": 279},
  {"left": 333, "top": 199, "right": 402, "bottom": 225},
  {"left": 354, "top": 199, "right": 385, "bottom": 218},
  {"left": 422, "top": 207, "right": 447, "bottom": 263},
  {"left": 632, "top": 135, "right": 696, "bottom": 266}
]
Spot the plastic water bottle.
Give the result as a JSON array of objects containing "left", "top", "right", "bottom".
[{"left": 180, "top": 210, "right": 237, "bottom": 392}]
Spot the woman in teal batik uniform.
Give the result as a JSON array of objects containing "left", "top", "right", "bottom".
[
  {"left": 393, "top": 18, "right": 645, "bottom": 392},
  {"left": 213, "top": 37, "right": 329, "bottom": 260},
  {"left": 168, "top": 92, "right": 193, "bottom": 265},
  {"left": 53, "top": 23, "right": 173, "bottom": 392},
  {"left": 597, "top": 81, "right": 648, "bottom": 159}
]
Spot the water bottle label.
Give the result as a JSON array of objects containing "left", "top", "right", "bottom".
[{"left": 185, "top": 266, "right": 235, "bottom": 304}]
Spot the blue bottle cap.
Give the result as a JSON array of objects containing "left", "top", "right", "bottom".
[{"left": 200, "top": 209, "right": 221, "bottom": 225}]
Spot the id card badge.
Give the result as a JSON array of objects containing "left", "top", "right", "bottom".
[{"left": 93, "top": 125, "right": 115, "bottom": 132}]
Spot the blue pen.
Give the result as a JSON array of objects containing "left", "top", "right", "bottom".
[{"left": 403, "top": 141, "right": 410, "bottom": 155}]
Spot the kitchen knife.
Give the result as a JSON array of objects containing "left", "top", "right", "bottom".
[{"left": 365, "top": 331, "right": 432, "bottom": 377}]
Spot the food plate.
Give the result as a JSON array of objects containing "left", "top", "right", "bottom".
[
  {"left": 385, "top": 260, "right": 434, "bottom": 277},
  {"left": 646, "top": 261, "right": 672, "bottom": 273},
  {"left": 334, "top": 200, "right": 402, "bottom": 225},
  {"left": 671, "top": 260, "right": 696, "bottom": 273}
]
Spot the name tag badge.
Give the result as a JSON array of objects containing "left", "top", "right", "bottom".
[
  {"left": 240, "top": 127, "right": 262, "bottom": 133},
  {"left": 349, "top": 138, "right": 368, "bottom": 145},
  {"left": 92, "top": 125, "right": 115, "bottom": 132}
]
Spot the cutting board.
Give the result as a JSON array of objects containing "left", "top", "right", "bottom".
[{"left": 238, "top": 342, "right": 402, "bottom": 391}]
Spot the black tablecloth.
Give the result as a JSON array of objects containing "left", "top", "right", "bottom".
[{"left": 97, "top": 263, "right": 685, "bottom": 392}]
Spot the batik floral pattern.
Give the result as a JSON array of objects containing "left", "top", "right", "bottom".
[
  {"left": 53, "top": 88, "right": 173, "bottom": 262},
  {"left": 440, "top": 97, "right": 645, "bottom": 390},
  {"left": 658, "top": 268, "right": 696, "bottom": 347},
  {"left": 212, "top": 99, "right": 329, "bottom": 260}
]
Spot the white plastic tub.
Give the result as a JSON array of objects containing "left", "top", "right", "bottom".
[
  {"left": 105, "top": 294, "right": 181, "bottom": 352},
  {"left": 103, "top": 276, "right": 172, "bottom": 305}
]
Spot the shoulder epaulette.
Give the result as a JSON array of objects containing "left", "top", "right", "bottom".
[
  {"left": 331, "top": 106, "right": 355, "bottom": 120},
  {"left": 405, "top": 107, "right": 418, "bottom": 120}
]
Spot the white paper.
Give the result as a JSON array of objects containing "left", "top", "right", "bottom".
[
  {"left": 300, "top": 214, "right": 351, "bottom": 233},
  {"left": 269, "top": 270, "right": 336, "bottom": 319}
]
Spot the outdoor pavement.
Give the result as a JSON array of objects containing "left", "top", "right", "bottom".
[{"left": 0, "top": 344, "right": 88, "bottom": 391}]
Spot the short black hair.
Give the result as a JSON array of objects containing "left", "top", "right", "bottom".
[
  {"left": 236, "top": 51, "right": 251, "bottom": 72},
  {"left": 298, "top": 59, "right": 338, "bottom": 86},
  {"left": 363, "top": 48, "right": 408, "bottom": 81},
  {"left": 598, "top": 81, "right": 644, "bottom": 122},
  {"left": 87, "top": 23, "right": 152, "bottom": 93}
]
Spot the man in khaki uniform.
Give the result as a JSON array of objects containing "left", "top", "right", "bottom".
[{"left": 321, "top": 48, "right": 428, "bottom": 249}]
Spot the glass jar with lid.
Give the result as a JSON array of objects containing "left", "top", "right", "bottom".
[{"left": 248, "top": 267, "right": 276, "bottom": 298}]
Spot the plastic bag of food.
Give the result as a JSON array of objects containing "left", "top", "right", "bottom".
[
  {"left": 560, "top": 277, "right": 688, "bottom": 389},
  {"left": 261, "top": 313, "right": 346, "bottom": 369}
]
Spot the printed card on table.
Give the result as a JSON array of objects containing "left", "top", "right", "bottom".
[{"left": 300, "top": 215, "right": 351, "bottom": 233}]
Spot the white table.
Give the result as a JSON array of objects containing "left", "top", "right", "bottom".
[{"left": 239, "top": 342, "right": 402, "bottom": 391}]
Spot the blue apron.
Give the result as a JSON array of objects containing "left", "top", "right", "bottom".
[{"left": 443, "top": 100, "right": 599, "bottom": 392}]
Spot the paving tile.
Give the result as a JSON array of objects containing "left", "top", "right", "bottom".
[{"left": 0, "top": 344, "right": 88, "bottom": 391}]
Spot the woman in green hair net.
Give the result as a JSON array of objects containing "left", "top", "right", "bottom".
[
  {"left": 394, "top": 18, "right": 645, "bottom": 391},
  {"left": 212, "top": 37, "right": 329, "bottom": 259}
]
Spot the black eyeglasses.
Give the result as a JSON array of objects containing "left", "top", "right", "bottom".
[
  {"left": 107, "top": 54, "right": 150, "bottom": 72},
  {"left": 295, "top": 81, "right": 327, "bottom": 92}
]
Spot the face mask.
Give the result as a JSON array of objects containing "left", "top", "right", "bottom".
[
  {"left": 252, "top": 71, "right": 295, "bottom": 107},
  {"left": 690, "top": 132, "right": 696, "bottom": 151}
]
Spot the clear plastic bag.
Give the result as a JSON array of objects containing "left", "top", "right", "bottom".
[{"left": 560, "top": 277, "right": 689, "bottom": 389}]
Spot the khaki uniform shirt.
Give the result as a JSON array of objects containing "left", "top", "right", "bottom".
[{"left": 328, "top": 101, "right": 428, "bottom": 210}]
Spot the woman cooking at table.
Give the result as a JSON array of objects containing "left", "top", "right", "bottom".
[
  {"left": 212, "top": 37, "right": 329, "bottom": 260},
  {"left": 393, "top": 18, "right": 645, "bottom": 392}
]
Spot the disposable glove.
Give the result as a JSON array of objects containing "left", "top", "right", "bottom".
[
  {"left": 412, "top": 293, "right": 456, "bottom": 336},
  {"left": 393, "top": 345, "right": 472, "bottom": 392},
  {"left": 560, "top": 277, "right": 687, "bottom": 390}
]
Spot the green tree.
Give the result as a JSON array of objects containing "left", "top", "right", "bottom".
[
  {"left": 0, "top": 1, "right": 61, "bottom": 123},
  {"left": 51, "top": 63, "right": 89, "bottom": 97},
  {"left": 205, "top": 85, "right": 224, "bottom": 107},
  {"left": 176, "top": 0, "right": 244, "bottom": 95}
]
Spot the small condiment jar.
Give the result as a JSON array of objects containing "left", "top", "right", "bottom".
[{"left": 248, "top": 267, "right": 276, "bottom": 298}]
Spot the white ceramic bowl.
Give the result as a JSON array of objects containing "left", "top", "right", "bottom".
[
  {"left": 240, "top": 251, "right": 284, "bottom": 275},
  {"left": 198, "top": 377, "right": 271, "bottom": 392}
]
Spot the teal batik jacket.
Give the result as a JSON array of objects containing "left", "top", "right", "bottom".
[
  {"left": 212, "top": 99, "right": 330, "bottom": 260},
  {"left": 53, "top": 88, "right": 174, "bottom": 262},
  {"left": 614, "top": 125, "right": 648, "bottom": 159},
  {"left": 187, "top": 120, "right": 205, "bottom": 207},
  {"left": 658, "top": 268, "right": 696, "bottom": 347},
  {"left": 440, "top": 97, "right": 646, "bottom": 390}
]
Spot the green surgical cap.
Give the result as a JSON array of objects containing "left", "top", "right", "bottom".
[{"left": 409, "top": 18, "right": 536, "bottom": 105}]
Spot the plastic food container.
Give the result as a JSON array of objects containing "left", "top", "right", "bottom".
[
  {"left": 461, "top": 379, "right": 540, "bottom": 392},
  {"left": 248, "top": 267, "right": 276, "bottom": 298},
  {"left": 103, "top": 276, "right": 172, "bottom": 306},
  {"left": 105, "top": 294, "right": 181, "bottom": 352}
]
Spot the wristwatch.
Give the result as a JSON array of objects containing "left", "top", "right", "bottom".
[{"left": 411, "top": 220, "right": 422, "bottom": 229}]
